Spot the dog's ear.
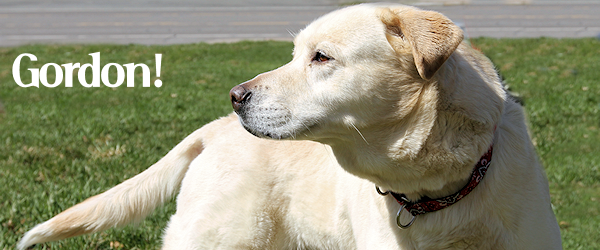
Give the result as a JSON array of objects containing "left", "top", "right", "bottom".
[{"left": 379, "top": 7, "right": 463, "bottom": 80}]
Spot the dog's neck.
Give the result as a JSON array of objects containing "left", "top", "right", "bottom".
[
  {"left": 328, "top": 108, "right": 495, "bottom": 201},
  {"left": 327, "top": 47, "right": 505, "bottom": 201},
  {"left": 383, "top": 143, "right": 494, "bottom": 218}
]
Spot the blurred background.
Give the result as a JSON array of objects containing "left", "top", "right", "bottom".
[{"left": 1, "top": 0, "right": 599, "bottom": 46}]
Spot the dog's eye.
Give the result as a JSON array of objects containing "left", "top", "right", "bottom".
[{"left": 313, "top": 51, "right": 332, "bottom": 63}]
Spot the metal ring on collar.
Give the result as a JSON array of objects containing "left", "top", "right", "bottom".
[
  {"left": 376, "top": 186, "right": 389, "bottom": 196},
  {"left": 396, "top": 204, "right": 416, "bottom": 229}
]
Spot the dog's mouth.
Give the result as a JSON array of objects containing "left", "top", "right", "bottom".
[
  {"left": 235, "top": 107, "right": 318, "bottom": 140},
  {"left": 242, "top": 125, "right": 290, "bottom": 140},
  {"left": 235, "top": 110, "right": 293, "bottom": 140}
]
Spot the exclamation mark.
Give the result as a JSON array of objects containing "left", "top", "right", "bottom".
[{"left": 154, "top": 54, "right": 162, "bottom": 87}]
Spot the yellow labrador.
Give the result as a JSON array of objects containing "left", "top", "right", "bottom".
[{"left": 19, "top": 3, "right": 562, "bottom": 250}]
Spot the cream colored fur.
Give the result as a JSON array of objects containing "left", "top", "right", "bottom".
[{"left": 19, "top": 3, "right": 562, "bottom": 250}]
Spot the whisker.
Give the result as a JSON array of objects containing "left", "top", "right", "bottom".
[{"left": 351, "top": 123, "right": 369, "bottom": 145}]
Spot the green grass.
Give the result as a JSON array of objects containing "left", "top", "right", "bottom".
[{"left": 0, "top": 38, "right": 598, "bottom": 249}]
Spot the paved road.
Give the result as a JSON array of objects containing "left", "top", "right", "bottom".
[
  {"left": 428, "top": 4, "right": 600, "bottom": 38},
  {"left": 1, "top": 1, "right": 599, "bottom": 46},
  {"left": 0, "top": 6, "right": 336, "bottom": 46}
]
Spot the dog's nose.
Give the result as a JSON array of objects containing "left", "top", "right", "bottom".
[{"left": 230, "top": 85, "right": 252, "bottom": 112}]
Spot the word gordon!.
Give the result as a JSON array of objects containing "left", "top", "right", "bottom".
[{"left": 13, "top": 52, "right": 163, "bottom": 88}]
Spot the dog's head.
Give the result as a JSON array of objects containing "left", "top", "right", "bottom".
[
  {"left": 230, "top": 4, "right": 504, "bottom": 193},
  {"left": 231, "top": 4, "right": 461, "bottom": 140}
]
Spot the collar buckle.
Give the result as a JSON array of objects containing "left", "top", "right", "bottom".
[
  {"left": 376, "top": 187, "right": 416, "bottom": 229},
  {"left": 397, "top": 204, "right": 417, "bottom": 229},
  {"left": 375, "top": 144, "right": 494, "bottom": 229}
]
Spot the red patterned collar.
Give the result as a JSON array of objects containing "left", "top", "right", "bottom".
[{"left": 376, "top": 145, "right": 494, "bottom": 228}]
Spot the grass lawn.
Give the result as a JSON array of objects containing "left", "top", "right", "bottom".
[{"left": 0, "top": 38, "right": 598, "bottom": 249}]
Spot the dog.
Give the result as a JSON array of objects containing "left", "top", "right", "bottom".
[{"left": 18, "top": 3, "right": 562, "bottom": 249}]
